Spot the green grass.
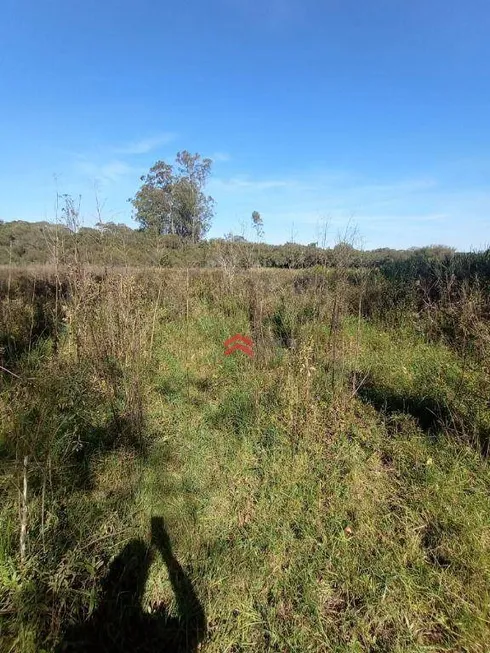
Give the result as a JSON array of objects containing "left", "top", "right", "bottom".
[
  {"left": 1, "top": 271, "right": 490, "bottom": 651},
  {"left": 129, "top": 300, "right": 490, "bottom": 651}
]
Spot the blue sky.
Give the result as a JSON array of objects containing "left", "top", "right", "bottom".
[{"left": 1, "top": 0, "right": 489, "bottom": 250}]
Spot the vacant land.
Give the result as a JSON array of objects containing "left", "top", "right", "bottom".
[{"left": 1, "top": 262, "right": 490, "bottom": 652}]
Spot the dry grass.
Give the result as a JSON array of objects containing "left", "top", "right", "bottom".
[{"left": 1, "top": 266, "right": 490, "bottom": 651}]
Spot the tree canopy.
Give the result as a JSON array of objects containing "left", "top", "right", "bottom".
[{"left": 129, "top": 151, "right": 214, "bottom": 242}]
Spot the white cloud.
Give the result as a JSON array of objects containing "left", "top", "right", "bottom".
[
  {"left": 212, "top": 151, "right": 231, "bottom": 162},
  {"left": 70, "top": 132, "right": 177, "bottom": 189},
  {"left": 212, "top": 171, "right": 435, "bottom": 199},
  {"left": 74, "top": 159, "right": 136, "bottom": 184},
  {"left": 212, "top": 176, "right": 290, "bottom": 191},
  {"left": 100, "top": 161, "right": 135, "bottom": 182},
  {"left": 113, "top": 133, "right": 177, "bottom": 155},
  {"left": 209, "top": 167, "right": 490, "bottom": 250}
]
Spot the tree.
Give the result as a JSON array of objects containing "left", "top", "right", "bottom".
[
  {"left": 224, "top": 233, "right": 247, "bottom": 243},
  {"left": 129, "top": 152, "right": 214, "bottom": 242},
  {"left": 96, "top": 222, "right": 133, "bottom": 235},
  {"left": 251, "top": 210, "right": 263, "bottom": 240}
]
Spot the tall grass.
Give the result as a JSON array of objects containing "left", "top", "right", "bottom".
[
  {"left": 0, "top": 262, "right": 490, "bottom": 651},
  {"left": 0, "top": 266, "right": 158, "bottom": 650}
]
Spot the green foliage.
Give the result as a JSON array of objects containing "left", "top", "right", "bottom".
[
  {"left": 209, "top": 388, "right": 257, "bottom": 437},
  {"left": 380, "top": 247, "right": 490, "bottom": 292},
  {"left": 269, "top": 299, "right": 296, "bottom": 347},
  {"left": 5, "top": 219, "right": 488, "bottom": 272},
  {"left": 129, "top": 151, "right": 214, "bottom": 241}
]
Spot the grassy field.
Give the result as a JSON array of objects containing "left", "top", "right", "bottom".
[{"left": 1, "top": 266, "right": 490, "bottom": 652}]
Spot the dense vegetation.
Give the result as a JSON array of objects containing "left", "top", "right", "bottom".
[
  {"left": 0, "top": 217, "right": 469, "bottom": 270},
  {"left": 0, "top": 151, "right": 480, "bottom": 275},
  {"left": 1, "top": 248, "right": 489, "bottom": 651}
]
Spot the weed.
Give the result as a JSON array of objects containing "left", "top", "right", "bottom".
[{"left": 1, "top": 265, "right": 490, "bottom": 652}]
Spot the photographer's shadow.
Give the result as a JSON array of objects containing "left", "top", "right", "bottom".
[{"left": 59, "top": 517, "right": 205, "bottom": 652}]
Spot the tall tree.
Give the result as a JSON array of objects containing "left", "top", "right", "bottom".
[
  {"left": 251, "top": 210, "right": 264, "bottom": 240},
  {"left": 172, "top": 151, "right": 214, "bottom": 242},
  {"left": 129, "top": 152, "right": 214, "bottom": 241},
  {"left": 129, "top": 161, "right": 173, "bottom": 235}
]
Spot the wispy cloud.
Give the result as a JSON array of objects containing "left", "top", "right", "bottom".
[
  {"left": 74, "top": 158, "right": 137, "bottom": 184},
  {"left": 113, "top": 133, "right": 177, "bottom": 155},
  {"left": 212, "top": 151, "right": 231, "bottom": 162},
  {"left": 212, "top": 170, "right": 437, "bottom": 197},
  {"left": 70, "top": 131, "right": 178, "bottom": 189},
  {"left": 212, "top": 176, "right": 289, "bottom": 191},
  {"left": 209, "top": 167, "right": 490, "bottom": 250}
]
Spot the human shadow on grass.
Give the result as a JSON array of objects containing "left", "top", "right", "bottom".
[{"left": 58, "top": 517, "right": 206, "bottom": 653}]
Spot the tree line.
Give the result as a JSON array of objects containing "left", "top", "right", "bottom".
[
  {"left": 1, "top": 150, "right": 481, "bottom": 276},
  {"left": 0, "top": 217, "right": 469, "bottom": 270}
]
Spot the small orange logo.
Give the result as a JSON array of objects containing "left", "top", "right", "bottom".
[{"left": 224, "top": 334, "right": 254, "bottom": 357}]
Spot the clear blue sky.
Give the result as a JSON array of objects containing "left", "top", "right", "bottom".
[{"left": 1, "top": 0, "right": 489, "bottom": 250}]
